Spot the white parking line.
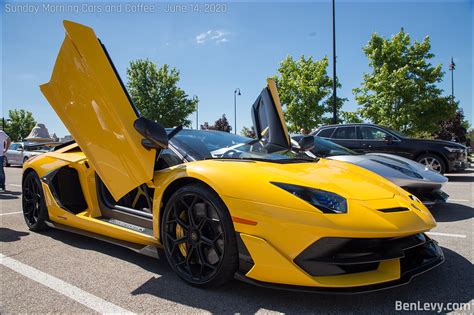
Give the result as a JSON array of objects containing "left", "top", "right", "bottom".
[
  {"left": 448, "top": 199, "right": 470, "bottom": 202},
  {"left": 7, "top": 184, "right": 21, "bottom": 187},
  {"left": 0, "top": 253, "right": 134, "bottom": 314},
  {"left": 0, "top": 211, "right": 22, "bottom": 216},
  {"left": 426, "top": 232, "right": 467, "bottom": 238}
]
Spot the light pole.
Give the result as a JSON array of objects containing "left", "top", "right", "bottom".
[
  {"left": 196, "top": 102, "right": 199, "bottom": 129},
  {"left": 234, "top": 88, "right": 241, "bottom": 134},
  {"left": 331, "top": 0, "right": 338, "bottom": 124},
  {"left": 449, "top": 57, "right": 455, "bottom": 104},
  {"left": 194, "top": 95, "right": 199, "bottom": 129}
]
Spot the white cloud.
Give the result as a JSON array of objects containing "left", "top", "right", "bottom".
[{"left": 196, "top": 30, "right": 229, "bottom": 44}]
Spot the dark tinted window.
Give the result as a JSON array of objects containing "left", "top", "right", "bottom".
[
  {"left": 359, "top": 126, "right": 389, "bottom": 140},
  {"left": 312, "top": 137, "right": 356, "bottom": 156},
  {"left": 317, "top": 128, "right": 335, "bottom": 138},
  {"left": 333, "top": 127, "right": 357, "bottom": 139},
  {"left": 155, "top": 149, "right": 183, "bottom": 170}
]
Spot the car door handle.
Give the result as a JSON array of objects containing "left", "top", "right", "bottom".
[{"left": 363, "top": 143, "right": 372, "bottom": 148}]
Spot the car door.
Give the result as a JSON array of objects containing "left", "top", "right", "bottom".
[
  {"left": 358, "top": 125, "right": 404, "bottom": 156},
  {"left": 40, "top": 21, "right": 157, "bottom": 201},
  {"left": 251, "top": 79, "right": 291, "bottom": 153},
  {"left": 7, "top": 143, "right": 21, "bottom": 164},
  {"left": 330, "top": 126, "right": 361, "bottom": 151}
]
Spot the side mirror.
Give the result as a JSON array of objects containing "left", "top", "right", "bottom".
[
  {"left": 134, "top": 117, "right": 168, "bottom": 151},
  {"left": 384, "top": 135, "right": 394, "bottom": 144},
  {"left": 298, "top": 135, "right": 315, "bottom": 152},
  {"left": 17, "top": 147, "right": 24, "bottom": 152}
]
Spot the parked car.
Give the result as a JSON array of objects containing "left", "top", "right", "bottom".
[
  {"left": 292, "top": 135, "right": 448, "bottom": 206},
  {"left": 4, "top": 142, "right": 58, "bottom": 166},
  {"left": 312, "top": 123, "right": 469, "bottom": 174}
]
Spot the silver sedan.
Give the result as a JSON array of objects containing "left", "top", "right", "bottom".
[{"left": 293, "top": 135, "right": 448, "bottom": 206}]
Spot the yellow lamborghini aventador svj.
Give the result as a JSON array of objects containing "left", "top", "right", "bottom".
[{"left": 22, "top": 20, "right": 444, "bottom": 293}]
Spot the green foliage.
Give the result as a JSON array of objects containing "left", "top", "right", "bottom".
[
  {"left": 127, "top": 59, "right": 198, "bottom": 127},
  {"left": 274, "top": 55, "right": 345, "bottom": 133},
  {"left": 2, "top": 110, "right": 36, "bottom": 141},
  {"left": 353, "top": 29, "right": 456, "bottom": 137},
  {"left": 466, "top": 128, "right": 474, "bottom": 142},
  {"left": 201, "top": 114, "right": 232, "bottom": 132},
  {"left": 240, "top": 126, "right": 256, "bottom": 138},
  {"left": 340, "top": 111, "right": 364, "bottom": 124}
]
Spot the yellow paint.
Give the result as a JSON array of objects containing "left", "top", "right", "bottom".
[
  {"left": 26, "top": 20, "right": 439, "bottom": 290},
  {"left": 240, "top": 233, "right": 400, "bottom": 287},
  {"left": 267, "top": 78, "right": 290, "bottom": 147},
  {"left": 40, "top": 21, "right": 155, "bottom": 200}
]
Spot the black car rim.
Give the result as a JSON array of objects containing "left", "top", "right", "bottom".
[
  {"left": 419, "top": 157, "right": 442, "bottom": 173},
  {"left": 23, "top": 175, "right": 41, "bottom": 225},
  {"left": 164, "top": 193, "right": 225, "bottom": 283}
]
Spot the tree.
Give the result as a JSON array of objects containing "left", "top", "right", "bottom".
[
  {"left": 127, "top": 59, "right": 198, "bottom": 127},
  {"left": 3, "top": 109, "right": 36, "bottom": 141},
  {"left": 240, "top": 126, "right": 256, "bottom": 138},
  {"left": 274, "top": 55, "right": 345, "bottom": 133},
  {"left": 201, "top": 114, "right": 232, "bottom": 132},
  {"left": 353, "top": 29, "right": 456, "bottom": 137},
  {"left": 434, "top": 109, "right": 470, "bottom": 143},
  {"left": 340, "top": 111, "right": 364, "bottom": 124}
]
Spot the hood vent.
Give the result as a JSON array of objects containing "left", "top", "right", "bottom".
[{"left": 378, "top": 207, "right": 409, "bottom": 213}]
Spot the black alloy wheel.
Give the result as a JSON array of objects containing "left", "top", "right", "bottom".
[
  {"left": 22, "top": 171, "right": 48, "bottom": 231},
  {"left": 162, "top": 183, "right": 238, "bottom": 288}
]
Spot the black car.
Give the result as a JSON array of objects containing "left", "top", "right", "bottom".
[{"left": 312, "top": 123, "right": 469, "bottom": 174}]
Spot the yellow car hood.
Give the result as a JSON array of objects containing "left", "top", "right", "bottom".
[{"left": 192, "top": 158, "right": 402, "bottom": 201}]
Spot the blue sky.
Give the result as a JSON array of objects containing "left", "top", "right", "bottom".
[{"left": 2, "top": 0, "right": 472, "bottom": 137}]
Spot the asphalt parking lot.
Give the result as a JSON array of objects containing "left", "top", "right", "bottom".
[{"left": 1, "top": 166, "right": 473, "bottom": 314}]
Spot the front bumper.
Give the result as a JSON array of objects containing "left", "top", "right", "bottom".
[
  {"left": 236, "top": 233, "right": 444, "bottom": 294},
  {"left": 402, "top": 188, "right": 449, "bottom": 207},
  {"left": 452, "top": 160, "right": 470, "bottom": 171}
]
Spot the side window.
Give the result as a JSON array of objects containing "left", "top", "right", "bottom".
[
  {"left": 333, "top": 127, "right": 357, "bottom": 139},
  {"left": 155, "top": 149, "right": 183, "bottom": 170},
  {"left": 317, "top": 127, "right": 335, "bottom": 138},
  {"left": 359, "top": 126, "right": 389, "bottom": 140}
]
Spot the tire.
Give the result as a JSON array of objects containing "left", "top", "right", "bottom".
[
  {"left": 23, "top": 156, "right": 29, "bottom": 164},
  {"left": 416, "top": 154, "right": 446, "bottom": 174},
  {"left": 3, "top": 157, "right": 9, "bottom": 167},
  {"left": 22, "top": 171, "right": 49, "bottom": 231},
  {"left": 161, "top": 183, "right": 238, "bottom": 288}
]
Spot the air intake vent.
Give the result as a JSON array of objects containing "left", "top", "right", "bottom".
[{"left": 378, "top": 207, "right": 409, "bottom": 213}]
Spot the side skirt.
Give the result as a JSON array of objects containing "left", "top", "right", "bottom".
[{"left": 45, "top": 220, "right": 160, "bottom": 259}]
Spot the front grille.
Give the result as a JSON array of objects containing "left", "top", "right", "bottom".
[{"left": 294, "top": 233, "right": 428, "bottom": 277}]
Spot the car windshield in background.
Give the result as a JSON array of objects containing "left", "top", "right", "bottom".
[
  {"left": 312, "top": 137, "right": 357, "bottom": 157},
  {"left": 172, "top": 129, "right": 312, "bottom": 162}
]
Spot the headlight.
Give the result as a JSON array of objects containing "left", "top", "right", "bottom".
[
  {"left": 444, "top": 146, "right": 463, "bottom": 153},
  {"left": 272, "top": 182, "right": 347, "bottom": 214}
]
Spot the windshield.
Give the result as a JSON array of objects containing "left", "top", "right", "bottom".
[
  {"left": 171, "top": 129, "right": 312, "bottom": 162},
  {"left": 311, "top": 137, "right": 357, "bottom": 157},
  {"left": 24, "top": 143, "right": 59, "bottom": 153}
]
